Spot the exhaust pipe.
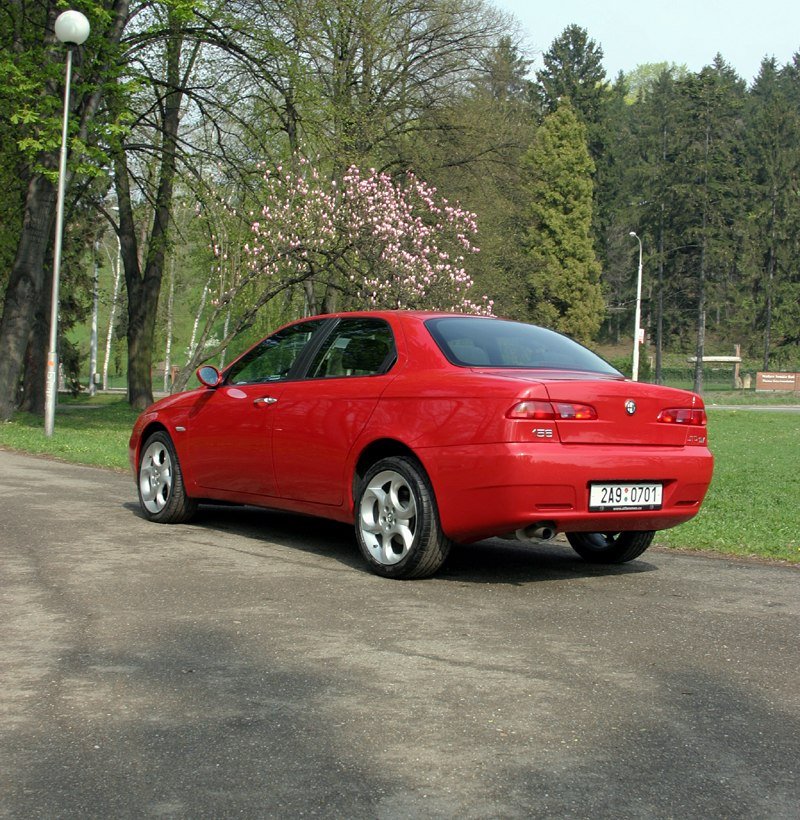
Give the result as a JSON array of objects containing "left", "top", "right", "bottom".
[{"left": 515, "top": 522, "right": 557, "bottom": 542}]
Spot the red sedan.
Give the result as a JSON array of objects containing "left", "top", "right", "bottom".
[{"left": 129, "top": 311, "right": 713, "bottom": 578}]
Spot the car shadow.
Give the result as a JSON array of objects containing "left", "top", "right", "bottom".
[
  {"left": 440, "top": 538, "right": 656, "bottom": 585},
  {"left": 125, "top": 502, "right": 657, "bottom": 585}
]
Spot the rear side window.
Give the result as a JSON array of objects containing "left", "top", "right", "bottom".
[
  {"left": 426, "top": 317, "right": 620, "bottom": 375},
  {"left": 307, "top": 318, "right": 395, "bottom": 378}
]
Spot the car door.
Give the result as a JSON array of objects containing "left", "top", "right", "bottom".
[
  {"left": 272, "top": 317, "right": 396, "bottom": 506},
  {"left": 186, "top": 320, "right": 324, "bottom": 498}
]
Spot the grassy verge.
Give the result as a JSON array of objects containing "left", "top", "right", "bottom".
[
  {"left": 0, "top": 396, "right": 137, "bottom": 471},
  {"left": 657, "top": 409, "right": 800, "bottom": 563},
  {"left": 1, "top": 397, "right": 798, "bottom": 564},
  {"left": 702, "top": 390, "right": 800, "bottom": 406}
]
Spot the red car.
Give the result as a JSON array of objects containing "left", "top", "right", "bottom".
[{"left": 130, "top": 311, "right": 713, "bottom": 578}]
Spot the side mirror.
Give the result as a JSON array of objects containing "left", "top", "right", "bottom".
[{"left": 196, "top": 365, "right": 221, "bottom": 388}]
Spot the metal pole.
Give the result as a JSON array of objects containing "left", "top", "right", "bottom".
[
  {"left": 44, "top": 46, "right": 75, "bottom": 436},
  {"left": 629, "top": 231, "right": 644, "bottom": 382}
]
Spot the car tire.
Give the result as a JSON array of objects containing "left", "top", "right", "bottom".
[
  {"left": 355, "top": 456, "right": 451, "bottom": 579},
  {"left": 137, "top": 431, "right": 197, "bottom": 524},
  {"left": 566, "top": 530, "right": 655, "bottom": 564}
]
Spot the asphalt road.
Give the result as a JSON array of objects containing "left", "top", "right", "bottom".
[{"left": 1, "top": 449, "right": 798, "bottom": 819}]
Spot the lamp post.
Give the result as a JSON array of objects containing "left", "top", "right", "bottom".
[
  {"left": 629, "top": 231, "right": 644, "bottom": 382},
  {"left": 44, "top": 9, "right": 91, "bottom": 436}
]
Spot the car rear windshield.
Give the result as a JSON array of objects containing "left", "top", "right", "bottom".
[{"left": 425, "top": 317, "right": 621, "bottom": 375}]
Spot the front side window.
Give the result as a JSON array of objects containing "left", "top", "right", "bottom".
[
  {"left": 426, "top": 317, "right": 621, "bottom": 375},
  {"left": 307, "top": 318, "right": 395, "bottom": 378},
  {"left": 227, "top": 320, "right": 323, "bottom": 385}
]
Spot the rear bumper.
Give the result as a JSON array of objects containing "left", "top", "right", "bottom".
[{"left": 419, "top": 442, "right": 713, "bottom": 543}]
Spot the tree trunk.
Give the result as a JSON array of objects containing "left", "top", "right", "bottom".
[
  {"left": 0, "top": 175, "right": 57, "bottom": 420},
  {"left": 163, "top": 255, "right": 175, "bottom": 393},
  {"left": 119, "top": 15, "right": 186, "bottom": 410},
  {"left": 762, "top": 189, "right": 777, "bottom": 371},
  {"left": 693, "top": 115, "right": 711, "bottom": 396},
  {"left": 102, "top": 240, "right": 123, "bottom": 391},
  {"left": 693, "top": 236, "right": 707, "bottom": 395},
  {"left": 19, "top": 292, "right": 51, "bottom": 414}
]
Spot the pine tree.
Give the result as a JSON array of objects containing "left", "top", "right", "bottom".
[
  {"left": 674, "top": 58, "right": 746, "bottom": 392},
  {"left": 536, "top": 25, "right": 606, "bottom": 125},
  {"left": 744, "top": 58, "right": 800, "bottom": 368},
  {"left": 631, "top": 67, "right": 686, "bottom": 382},
  {"left": 522, "top": 99, "right": 604, "bottom": 343}
]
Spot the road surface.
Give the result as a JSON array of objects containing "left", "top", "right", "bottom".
[{"left": 1, "top": 449, "right": 798, "bottom": 818}]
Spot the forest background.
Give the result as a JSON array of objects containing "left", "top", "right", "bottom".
[{"left": 1, "top": 0, "right": 799, "bottom": 418}]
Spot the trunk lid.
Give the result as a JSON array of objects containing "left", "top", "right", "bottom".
[{"left": 538, "top": 377, "right": 703, "bottom": 446}]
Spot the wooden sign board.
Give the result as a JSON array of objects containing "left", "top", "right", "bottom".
[{"left": 756, "top": 372, "right": 800, "bottom": 391}]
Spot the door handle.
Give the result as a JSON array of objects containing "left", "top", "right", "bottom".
[{"left": 253, "top": 396, "right": 278, "bottom": 406}]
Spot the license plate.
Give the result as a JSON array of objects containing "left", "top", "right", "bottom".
[{"left": 589, "top": 483, "right": 662, "bottom": 511}]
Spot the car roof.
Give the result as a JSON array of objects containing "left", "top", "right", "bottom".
[{"left": 301, "top": 310, "right": 498, "bottom": 323}]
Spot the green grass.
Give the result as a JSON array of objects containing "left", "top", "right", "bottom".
[
  {"left": 1, "top": 397, "right": 798, "bottom": 564},
  {"left": 0, "top": 397, "right": 138, "bottom": 471},
  {"left": 657, "top": 409, "right": 800, "bottom": 562},
  {"left": 702, "top": 390, "right": 800, "bottom": 406}
]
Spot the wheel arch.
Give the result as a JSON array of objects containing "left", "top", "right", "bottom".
[
  {"left": 352, "top": 438, "right": 427, "bottom": 504},
  {"left": 134, "top": 420, "right": 171, "bottom": 467}
]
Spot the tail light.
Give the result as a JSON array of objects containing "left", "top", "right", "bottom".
[
  {"left": 657, "top": 408, "right": 707, "bottom": 425},
  {"left": 508, "top": 401, "right": 597, "bottom": 420}
]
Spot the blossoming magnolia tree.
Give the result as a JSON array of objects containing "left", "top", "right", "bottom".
[
  {"left": 173, "top": 161, "right": 492, "bottom": 391},
  {"left": 246, "top": 162, "right": 491, "bottom": 314}
]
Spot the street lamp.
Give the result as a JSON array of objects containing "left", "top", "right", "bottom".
[
  {"left": 629, "top": 231, "right": 644, "bottom": 382},
  {"left": 44, "top": 9, "right": 91, "bottom": 436}
]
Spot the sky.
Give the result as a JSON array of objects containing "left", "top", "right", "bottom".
[{"left": 492, "top": 0, "right": 800, "bottom": 85}]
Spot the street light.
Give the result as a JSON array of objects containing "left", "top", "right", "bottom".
[
  {"left": 44, "top": 10, "right": 91, "bottom": 436},
  {"left": 629, "top": 231, "right": 644, "bottom": 382}
]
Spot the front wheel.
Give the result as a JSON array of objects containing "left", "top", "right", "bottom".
[
  {"left": 137, "top": 431, "right": 197, "bottom": 524},
  {"left": 566, "top": 530, "right": 655, "bottom": 564},
  {"left": 355, "top": 456, "right": 451, "bottom": 579}
]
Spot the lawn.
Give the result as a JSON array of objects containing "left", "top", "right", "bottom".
[
  {"left": 656, "top": 408, "right": 800, "bottom": 562},
  {"left": 0, "top": 396, "right": 139, "bottom": 471},
  {"left": 1, "top": 396, "right": 798, "bottom": 563}
]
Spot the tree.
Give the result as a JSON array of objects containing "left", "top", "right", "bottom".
[
  {"left": 536, "top": 25, "right": 607, "bottom": 139},
  {"left": 0, "top": 0, "right": 128, "bottom": 421},
  {"left": 406, "top": 34, "right": 538, "bottom": 320},
  {"left": 240, "top": 0, "right": 509, "bottom": 315},
  {"left": 478, "top": 34, "right": 534, "bottom": 103},
  {"left": 536, "top": 25, "right": 617, "bottom": 335},
  {"left": 629, "top": 66, "right": 685, "bottom": 381},
  {"left": 111, "top": 0, "right": 301, "bottom": 409},
  {"left": 672, "top": 58, "right": 746, "bottom": 392},
  {"left": 623, "top": 62, "right": 689, "bottom": 103},
  {"left": 113, "top": 0, "right": 512, "bottom": 408},
  {"left": 171, "top": 161, "right": 491, "bottom": 390},
  {"left": 522, "top": 99, "right": 604, "bottom": 343},
  {"left": 744, "top": 58, "right": 800, "bottom": 369},
  {"left": 111, "top": 1, "right": 204, "bottom": 409}
]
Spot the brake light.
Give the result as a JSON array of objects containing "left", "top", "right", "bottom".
[
  {"left": 657, "top": 408, "right": 707, "bottom": 425},
  {"left": 508, "top": 401, "right": 556, "bottom": 420},
  {"left": 508, "top": 401, "right": 597, "bottom": 420},
  {"left": 554, "top": 402, "right": 597, "bottom": 420}
]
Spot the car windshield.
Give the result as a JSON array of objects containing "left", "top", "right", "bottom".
[{"left": 425, "top": 317, "right": 621, "bottom": 375}]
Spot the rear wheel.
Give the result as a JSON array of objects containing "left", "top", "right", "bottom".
[
  {"left": 566, "top": 530, "right": 654, "bottom": 564},
  {"left": 138, "top": 431, "right": 197, "bottom": 524},
  {"left": 355, "top": 456, "right": 451, "bottom": 579}
]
